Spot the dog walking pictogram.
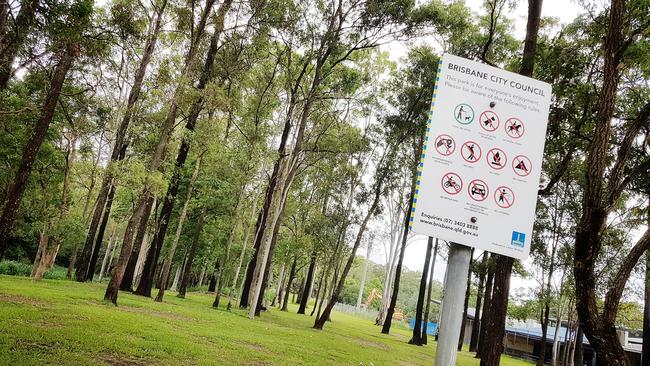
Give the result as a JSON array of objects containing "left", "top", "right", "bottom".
[
  {"left": 434, "top": 134, "right": 456, "bottom": 156},
  {"left": 468, "top": 179, "right": 489, "bottom": 202},
  {"left": 505, "top": 118, "right": 525, "bottom": 138},
  {"left": 512, "top": 155, "right": 532, "bottom": 177},
  {"left": 461, "top": 141, "right": 481, "bottom": 163},
  {"left": 486, "top": 148, "right": 507, "bottom": 170},
  {"left": 454, "top": 103, "right": 474, "bottom": 125},
  {"left": 479, "top": 110, "right": 499, "bottom": 132},
  {"left": 494, "top": 186, "right": 515, "bottom": 208},
  {"left": 440, "top": 173, "right": 463, "bottom": 195}
]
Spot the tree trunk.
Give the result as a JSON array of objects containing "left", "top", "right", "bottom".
[
  {"left": 477, "top": 255, "right": 494, "bottom": 358},
  {"left": 313, "top": 158, "right": 387, "bottom": 329},
  {"left": 155, "top": 154, "right": 201, "bottom": 302},
  {"left": 213, "top": 216, "right": 237, "bottom": 308},
  {"left": 103, "top": 0, "right": 218, "bottom": 305},
  {"left": 0, "top": 0, "right": 39, "bottom": 89},
  {"left": 470, "top": 252, "right": 488, "bottom": 352},
  {"left": 208, "top": 259, "right": 219, "bottom": 293},
  {"left": 31, "top": 231, "right": 48, "bottom": 277},
  {"left": 551, "top": 305, "right": 563, "bottom": 366},
  {"left": 298, "top": 249, "right": 317, "bottom": 314},
  {"left": 0, "top": 47, "right": 74, "bottom": 260},
  {"left": 422, "top": 238, "right": 438, "bottom": 345},
  {"left": 137, "top": 1, "right": 231, "bottom": 297},
  {"left": 310, "top": 269, "right": 326, "bottom": 316},
  {"left": 120, "top": 196, "right": 154, "bottom": 291},
  {"left": 271, "top": 263, "right": 285, "bottom": 307},
  {"left": 98, "top": 228, "right": 116, "bottom": 282},
  {"left": 458, "top": 249, "right": 474, "bottom": 350},
  {"left": 573, "top": 327, "right": 583, "bottom": 366},
  {"left": 382, "top": 140, "right": 420, "bottom": 334},
  {"left": 409, "top": 236, "right": 434, "bottom": 345},
  {"left": 480, "top": 256, "right": 513, "bottom": 366},
  {"left": 177, "top": 213, "right": 205, "bottom": 298},
  {"left": 77, "top": 0, "right": 167, "bottom": 280},
  {"left": 356, "top": 242, "right": 372, "bottom": 308},
  {"left": 479, "top": 0, "right": 543, "bottom": 363},
  {"left": 281, "top": 259, "right": 296, "bottom": 312}
]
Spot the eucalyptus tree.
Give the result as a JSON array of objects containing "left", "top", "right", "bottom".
[{"left": 0, "top": 0, "right": 107, "bottom": 261}]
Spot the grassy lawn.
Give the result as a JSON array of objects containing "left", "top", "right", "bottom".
[{"left": 0, "top": 275, "right": 532, "bottom": 365}]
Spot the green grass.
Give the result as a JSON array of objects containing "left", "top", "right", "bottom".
[{"left": 0, "top": 275, "right": 533, "bottom": 365}]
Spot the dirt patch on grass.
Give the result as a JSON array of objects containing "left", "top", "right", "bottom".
[
  {"left": 0, "top": 294, "right": 49, "bottom": 308},
  {"left": 240, "top": 341, "right": 267, "bottom": 352},
  {"left": 99, "top": 352, "right": 153, "bottom": 366},
  {"left": 355, "top": 339, "right": 389, "bottom": 350},
  {"left": 12, "top": 339, "right": 61, "bottom": 354},
  {"left": 117, "top": 305, "right": 194, "bottom": 322}
]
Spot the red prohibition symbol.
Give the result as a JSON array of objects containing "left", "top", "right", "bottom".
[
  {"left": 468, "top": 179, "right": 489, "bottom": 202},
  {"left": 512, "top": 155, "right": 532, "bottom": 177},
  {"left": 486, "top": 148, "right": 507, "bottom": 170},
  {"left": 494, "top": 186, "right": 515, "bottom": 208},
  {"left": 440, "top": 172, "right": 463, "bottom": 195},
  {"left": 505, "top": 118, "right": 525, "bottom": 138},
  {"left": 461, "top": 141, "right": 481, "bottom": 163},
  {"left": 434, "top": 134, "right": 456, "bottom": 156},
  {"left": 479, "top": 110, "right": 499, "bottom": 132}
]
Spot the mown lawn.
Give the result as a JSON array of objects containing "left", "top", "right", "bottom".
[{"left": 0, "top": 275, "right": 532, "bottom": 365}]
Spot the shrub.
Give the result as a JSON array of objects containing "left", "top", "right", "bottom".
[{"left": 0, "top": 260, "right": 68, "bottom": 280}]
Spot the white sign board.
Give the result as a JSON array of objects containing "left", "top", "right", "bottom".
[{"left": 410, "top": 54, "right": 551, "bottom": 260}]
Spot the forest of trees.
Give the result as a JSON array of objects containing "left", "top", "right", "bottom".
[{"left": 0, "top": 0, "right": 649, "bottom": 365}]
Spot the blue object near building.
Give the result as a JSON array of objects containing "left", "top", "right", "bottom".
[{"left": 408, "top": 318, "right": 437, "bottom": 335}]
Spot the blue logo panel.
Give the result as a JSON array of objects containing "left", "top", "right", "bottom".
[{"left": 511, "top": 231, "right": 526, "bottom": 247}]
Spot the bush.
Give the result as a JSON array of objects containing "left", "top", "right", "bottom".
[{"left": 0, "top": 260, "right": 68, "bottom": 280}]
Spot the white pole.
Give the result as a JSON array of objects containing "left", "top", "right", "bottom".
[{"left": 435, "top": 242, "right": 472, "bottom": 366}]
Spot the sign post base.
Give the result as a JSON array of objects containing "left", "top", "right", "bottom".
[{"left": 434, "top": 242, "right": 472, "bottom": 366}]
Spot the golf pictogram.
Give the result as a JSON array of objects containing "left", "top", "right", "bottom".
[
  {"left": 494, "top": 186, "right": 515, "bottom": 208},
  {"left": 486, "top": 148, "right": 507, "bottom": 170},
  {"left": 434, "top": 134, "right": 456, "bottom": 156},
  {"left": 440, "top": 172, "right": 463, "bottom": 195},
  {"left": 468, "top": 179, "right": 489, "bottom": 202},
  {"left": 461, "top": 141, "right": 481, "bottom": 163},
  {"left": 479, "top": 110, "right": 499, "bottom": 132},
  {"left": 454, "top": 103, "right": 474, "bottom": 124},
  {"left": 512, "top": 155, "right": 532, "bottom": 177},
  {"left": 505, "top": 118, "right": 525, "bottom": 138}
]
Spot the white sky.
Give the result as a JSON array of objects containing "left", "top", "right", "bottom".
[{"left": 369, "top": 0, "right": 587, "bottom": 293}]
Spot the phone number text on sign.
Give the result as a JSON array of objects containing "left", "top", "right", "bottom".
[{"left": 420, "top": 212, "right": 479, "bottom": 237}]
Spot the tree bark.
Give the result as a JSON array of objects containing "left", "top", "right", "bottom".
[
  {"left": 155, "top": 154, "right": 201, "bottom": 302},
  {"left": 422, "top": 238, "right": 438, "bottom": 345},
  {"left": 356, "top": 242, "right": 372, "bottom": 308},
  {"left": 470, "top": 252, "right": 488, "bottom": 352},
  {"left": 645, "top": 248, "right": 650, "bottom": 366},
  {"left": 0, "top": 47, "right": 74, "bottom": 260},
  {"left": 298, "top": 249, "right": 317, "bottom": 314},
  {"left": 120, "top": 195, "right": 155, "bottom": 291},
  {"left": 98, "top": 229, "right": 116, "bottom": 282},
  {"left": 458, "top": 249, "right": 474, "bottom": 350},
  {"left": 477, "top": 255, "right": 494, "bottom": 358},
  {"left": 573, "top": 327, "right": 583, "bottom": 366},
  {"left": 76, "top": 0, "right": 167, "bottom": 280},
  {"left": 177, "top": 213, "right": 205, "bottom": 298},
  {"left": 103, "top": 0, "right": 217, "bottom": 305},
  {"left": 409, "top": 236, "right": 434, "bottom": 345},
  {"left": 479, "top": 1, "right": 543, "bottom": 363},
  {"left": 0, "top": 0, "right": 39, "bottom": 89},
  {"left": 281, "top": 259, "right": 297, "bottom": 312},
  {"left": 136, "top": 0, "right": 231, "bottom": 297}
]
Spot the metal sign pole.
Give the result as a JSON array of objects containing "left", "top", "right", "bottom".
[{"left": 434, "top": 242, "right": 472, "bottom": 366}]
